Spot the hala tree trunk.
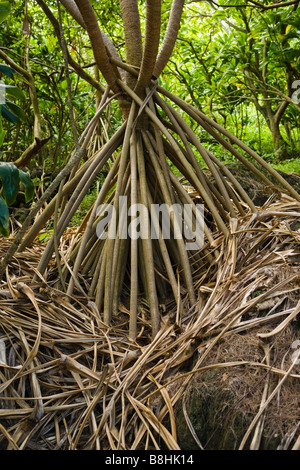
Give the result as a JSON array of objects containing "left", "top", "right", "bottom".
[{"left": 5, "top": 0, "right": 299, "bottom": 339}]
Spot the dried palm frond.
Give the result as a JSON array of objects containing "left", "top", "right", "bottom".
[{"left": 0, "top": 193, "right": 299, "bottom": 450}]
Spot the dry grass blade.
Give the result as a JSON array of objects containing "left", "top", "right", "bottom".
[
  {"left": 292, "top": 434, "right": 300, "bottom": 450},
  {"left": 0, "top": 282, "right": 42, "bottom": 395},
  {"left": 182, "top": 396, "right": 204, "bottom": 450},
  {"left": 239, "top": 348, "right": 300, "bottom": 450},
  {"left": 249, "top": 343, "right": 271, "bottom": 450},
  {"left": 257, "top": 300, "right": 300, "bottom": 339},
  {"left": 0, "top": 423, "right": 19, "bottom": 450}
]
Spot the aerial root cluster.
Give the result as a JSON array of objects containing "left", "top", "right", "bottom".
[{"left": 12, "top": 77, "right": 300, "bottom": 338}]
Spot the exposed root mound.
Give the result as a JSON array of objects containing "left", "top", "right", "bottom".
[
  {"left": 0, "top": 193, "right": 299, "bottom": 450},
  {"left": 176, "top": 327, "right": 300, "bottom": 450}
]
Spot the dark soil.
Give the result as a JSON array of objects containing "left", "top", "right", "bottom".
[
  {"left": 225, "top": 162, "right": 300, "bottom": 206},
  {"left": 175, "top": 326, "right": 300, "bottom": 450}
]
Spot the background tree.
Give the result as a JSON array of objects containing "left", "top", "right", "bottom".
[{"left": 164, "top": 1, "right": 300, "bottom": 159}]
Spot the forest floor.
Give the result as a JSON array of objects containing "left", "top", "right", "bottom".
[{"left": 0, "top": 174, "right": 299, "bottom": 450}]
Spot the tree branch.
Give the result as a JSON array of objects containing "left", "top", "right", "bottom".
[
  {"left": 119, "top": 0, "right": 143, "bottom": 87},
  {"left": 59, "top": 0, "right": 85, "bottom": 27},
  {"left": 134, "top": 0, "right": 161, "bottom": 95},
  {"left": 274, "top": 98, "right": 289, "bottom": 125},
  {"left": 36, "top": 0, "right": 106, "bottom": 93},
  {"left": 73, "top": 0, "right": 121, "bottom": 93},
  {"left": 206, "top": 0, "right": 300, "bottom": 9},
  {"left": 0, "top": 45, "right": 47, "bottom": 169},
  {"left": 60, "top": 0, "right": 126, "bottom": 80},
  {"left": 0, "top": 48, "right": 30, "bottom": 80},
  {"left": 248, "top": 0, "right": 300, "bottom": 10}
]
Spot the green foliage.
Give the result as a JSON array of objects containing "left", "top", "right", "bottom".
[
  {"left": 0, "top": 0, "right": 299, "bottom": 179},
  {"left": 0, "top": 162, "right": 34, "bottom": 236},
  {"left": 0, "top": 64, "right": 15, "bottom": 78},
  {"left": 161, "top": 2, "right": 300, "bottom": 160},
  {"left": 0, "top": 3, "right": 27, "bottom": 127},
  {"left": 18, "top": 169, "right": 35, "bottom": 202},
  {"left": 0, "top": 99, "right": 27, "bottom": 124},
  {"left": 0, "top": 161, "right": 20, "bottom": 205},
  {"left": 70, "top": 186, "right": 99, "bottom": 227},
  {"left": 0, "top": 67, "right": 27, "bottom": 125},
  {"left": 0, "top": 114, "right": 5, "bottom": 148},
  {"left": 272, "top": 158, "right": 300, "bottom": 175},
  {"left": 0, "top": 1, "right": 11, "bottom": 24},
  {"left": 1, "top": 84, "right": 25, "bottom": 101}
]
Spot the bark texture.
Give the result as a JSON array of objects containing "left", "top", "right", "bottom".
[{"left": 74, "top": 0, "right": 121, "bottom": 93}]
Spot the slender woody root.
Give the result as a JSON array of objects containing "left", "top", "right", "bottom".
[{"left": 8, "top": 81, "right": 300, "bottom": 338}]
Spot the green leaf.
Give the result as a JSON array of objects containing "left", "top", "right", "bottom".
[
  {"left": 0, "top": 1, "right": 11, "bottom": 25},
  {"left": 0, "top": 103, "right": 20, "bottom": 123},
  {"left": 0, "top": 100, "right": 27, "bottom": 124},
  {"left": 2, "top": 84, "right": 26, "bottom": 101},
  {"left": 0, "top": 64, "right": 16, "bottom": 78},
  {"left": 0, "top": 128, "right": 5, "bottom": 147},
  {"left": 38, "top": 232, "right": 51, "bottom": 243},
  {"left": 0, "top": 194, "right": 9, "bottom": 237},
  {"left": 59, "top": 79, "right": 68, "bottom": 91},
  {"left": 0, "top": 115, "right": 5, "bottom": 147},
  {"left": 0, "top": 161, "right": 20, "bottom": 205},
  {"left": 18, "top": 169, "right": 34, "bottom": 203}
]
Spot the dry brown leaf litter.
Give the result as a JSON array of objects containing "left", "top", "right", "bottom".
[{"left": 0, "top": 193, "right": 299, "bottom": 450}]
